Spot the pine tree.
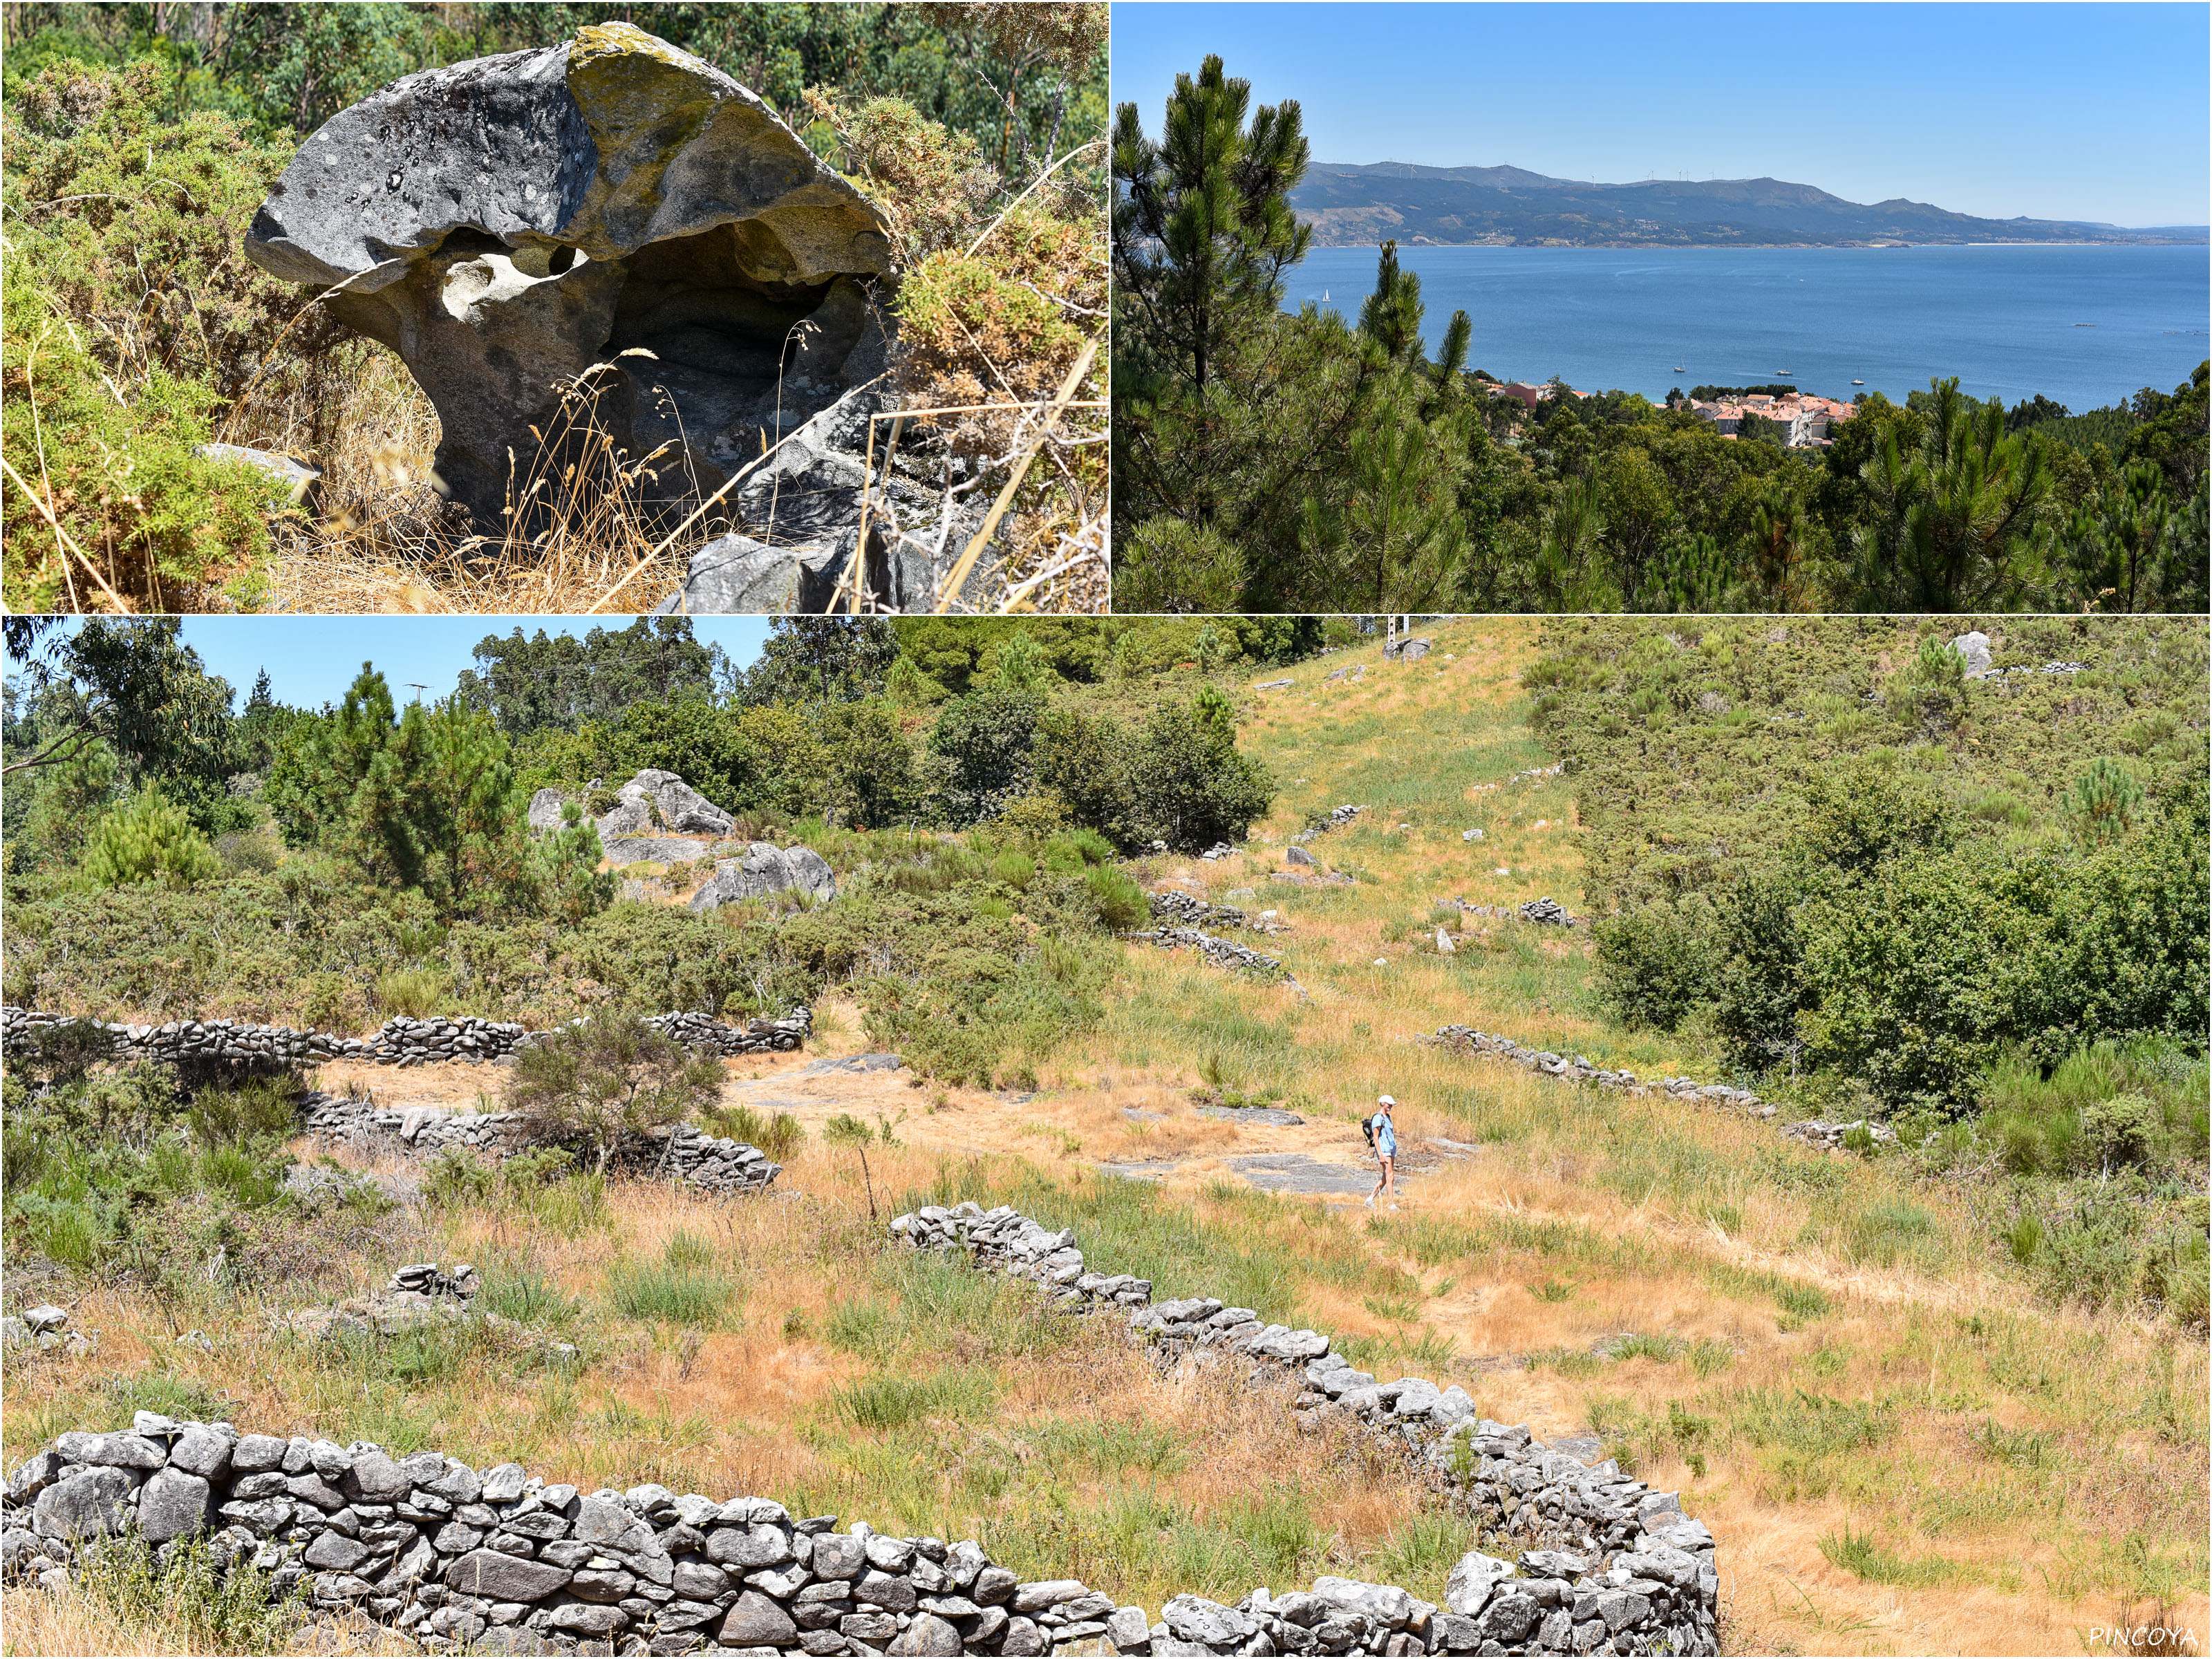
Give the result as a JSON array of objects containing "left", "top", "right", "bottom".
[
  {"left": 82, "top": 784, "right": 220, "bottom": 888},
  {"left": 265, "top": 665, "right": 538, "bottom": 919},
  {"left": 1112, "top": 54, "right": 1310, "bottom": 402}
]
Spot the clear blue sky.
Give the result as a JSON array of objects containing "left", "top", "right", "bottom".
[
  {"left": 5, "top": 619, "right": 773, "bottom": 712},
  {"left": 1112, "top": 3, "right": 2212, "bottom": 227}
]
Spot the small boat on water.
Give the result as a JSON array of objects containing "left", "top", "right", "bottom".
[
  {"left": 1674, "top": 364, "right": 1685, "bottom": 372},
  {"left": 1853, "top": 378, "right": 1864, "bottom": 385}
]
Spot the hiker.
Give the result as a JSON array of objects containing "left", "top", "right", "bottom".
[{"left": 1365, "top": 1094, "right": 1398, "bottom": 1209}]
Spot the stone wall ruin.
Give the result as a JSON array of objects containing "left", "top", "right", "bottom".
[
  {"left": 0, "top": 1201, "right": 1718, "bottom": 1659},
  {"left": 1, "top": 1006, "right": 812, "bottom": 1078}
]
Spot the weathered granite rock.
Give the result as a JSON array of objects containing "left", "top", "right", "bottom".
[
  {"left": 1950, "top": 630, "right": 1993, "bottom": 677},
  {"left": 448, "top": 1547, "right": 576, "bottom": 1602},
  {"left": 243, "top": 24, "right": 894, "bottom": 536},
  {"left": 1443, "top": 1552, "right": 1515, "bottom": 1618},
  {"left": 135, "top": 1468, "right": 215, "bottom": 1544},
  {"left": 528, "top": 787, "right": 574, "bottom": 832},
  {"left": 652, "top": 514, "right": 996, "bottom": 617},
  {"left": 599, "top": 769, "right": 736, "bottom": 840},
  {"left": 688, "top": 842, "right": 836, "bottom": 910}
]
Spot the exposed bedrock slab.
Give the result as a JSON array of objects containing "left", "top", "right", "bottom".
[{"left": 245, "top": 23, "right": 894, "bottom": 534}]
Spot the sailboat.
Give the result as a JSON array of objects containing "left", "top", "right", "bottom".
[
  {"left": 1852, "top": 378, "right": 1864, "bottom": 386},
  {"left": 1321, "top": 289, "right": 1329, "bottom": 301},
  {"left": 1674, "top": 364, "right": 1685, "bottom": 372}
]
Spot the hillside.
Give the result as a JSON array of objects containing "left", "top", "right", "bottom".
[
  {"left": 3, "top": 618, "right": 2206, "bottom": 1657},
  {"left": 1291, "top": 162, "right": 2210, "bottom": 247}
]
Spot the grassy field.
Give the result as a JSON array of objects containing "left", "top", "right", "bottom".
[{"left": 3, "top": 619, "right": 2204, "bottom": 1657}]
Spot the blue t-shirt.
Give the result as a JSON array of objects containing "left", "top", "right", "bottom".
[{"left": 1376, "top": 1116, "right": 1396, "bottom": 1157}]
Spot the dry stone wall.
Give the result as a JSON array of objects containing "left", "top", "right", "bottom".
[
  {"left": 1422, "top": 1025, "right": 1895, "bottom": 1145},
  {"left": 3, "top": 1420, "right": 1144, "bottom": 1658},
  {"left": 299, "top": 1095, "right": 782, "bottom": 1195},
  {"left": 891, "top": 1204, "right": 1720, "bottom": 1658},
  {"left": 1146, "top": 893, "right": 1253, "bottom": 932},
  {"left": 1131, "top": 928, "right": 1295, "bottom": 986},
  {"left": 2, "top": 1006, "right": 812, "bottom": 1075},
  {"left": 1293, "top": 805, "right": 1367, "bottom": 847},
  {"left": 2, "top": 1203, "right": 1717, "bottom": 1658}
]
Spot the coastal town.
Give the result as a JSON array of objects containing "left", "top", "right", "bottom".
[{"left": 1484, "top": 379, "right": 1860, "bottom": 447}]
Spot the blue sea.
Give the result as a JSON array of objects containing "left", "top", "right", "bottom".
[{"left": 1283, "top": 244, "right": 2209, "bottom": 412}]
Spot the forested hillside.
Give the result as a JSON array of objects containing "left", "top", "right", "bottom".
[
  {"left": 1112, "top": 57, "right": 2211, "bottom": 615},
  {"left": 1, "top": 617, "right": 1313, "bottom": 1062}
]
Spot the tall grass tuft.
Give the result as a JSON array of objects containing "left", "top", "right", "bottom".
[
  {"left": 701, "top": 1103, "right": 807, "bottom": 1161},
  {"left": 607, "top": 1257, "right": 729, "bottom": 1327},
  {"left": 829, "top": 1368, "right": 998, "bottom": 1431},
  {"left": 71, "top": 1531, "right": 303, "bottom": 1652}
]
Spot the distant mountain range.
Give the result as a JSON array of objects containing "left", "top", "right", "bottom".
[{"left": 1291, "top": 163, "right": 2209, "bottom": 247}]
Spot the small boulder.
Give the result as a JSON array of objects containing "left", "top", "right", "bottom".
[
  {"left": 719, "top": 1589, "right": 800, "bottom": 1646},
  {"left": 888, "top": 1611, "right": 963, "bottom": 1656},
  {"left": 33, "top": 1468, "right": 137, "bottom": 1541},
  {"left": 1949, "top": 631, "right": 1993, "bottom": 677}
]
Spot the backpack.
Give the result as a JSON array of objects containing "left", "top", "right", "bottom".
[{"left": 1361, "top": 1115, "right": 1378, "bottom": 1150}]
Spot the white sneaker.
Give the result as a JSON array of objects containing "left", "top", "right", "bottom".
[
  {"left": 1365, "top": 1194, "right": 1376, "bottom": 1208},
  {"left": 1388, "top": 1204, "right": 1400, "bottom": 1212}
]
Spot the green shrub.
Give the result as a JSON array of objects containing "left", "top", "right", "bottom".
[
  {"left": 2080, "top": 1091, "right": 2161, "bottom": 1171},
  {"left": 2066, "top": 757, "right": 2145, "bottom": 846},
  {"left": 1982, "top": 1041, "right": 2208, "bottom": 1176},
  {"left": 0, "top": 59, "right": 326, "bottom": 610},
  {"left": 2140, "top": 1220, "right": 2210, "bottom": 1328},
  {"left": 81, "top": 785, "right": 221, "bottom": 889},
  {"left": 1080, "top": 863, "right": 1148, "bottom": 930},
  {"left": 505, "top": 1012, "right": 724, "bottom": 1178},
  {"left": 72, "top": 1530, "right": 303, "bottom": 1652},
  {"left": 184, "top": 1076, "right": 298, "bottom": 1147},
  {"left": 1593, "top": 903, "right": 1714, "bottom": 1031},
  {"left": 375, "top": 964, "right": 456, "bottom": 1018}
]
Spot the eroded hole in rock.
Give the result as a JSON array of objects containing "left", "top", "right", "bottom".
[{"left": 605, "top": 223, "right": 873, "bottom": 468}]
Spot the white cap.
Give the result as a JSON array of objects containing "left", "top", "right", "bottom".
[{"left": 1378, "top": 1095, "right": 1396, "bottom": 1107}]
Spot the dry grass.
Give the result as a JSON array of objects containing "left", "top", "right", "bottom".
[
  {"left": 229, "top": 349, "right": 695, "bottom": 615},
  {"left": 0, "top": 1582, "right": 412, "bottom": 1657},
  {"left": 232, "top": 339, "right": 1101, "bottom": 616}
]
